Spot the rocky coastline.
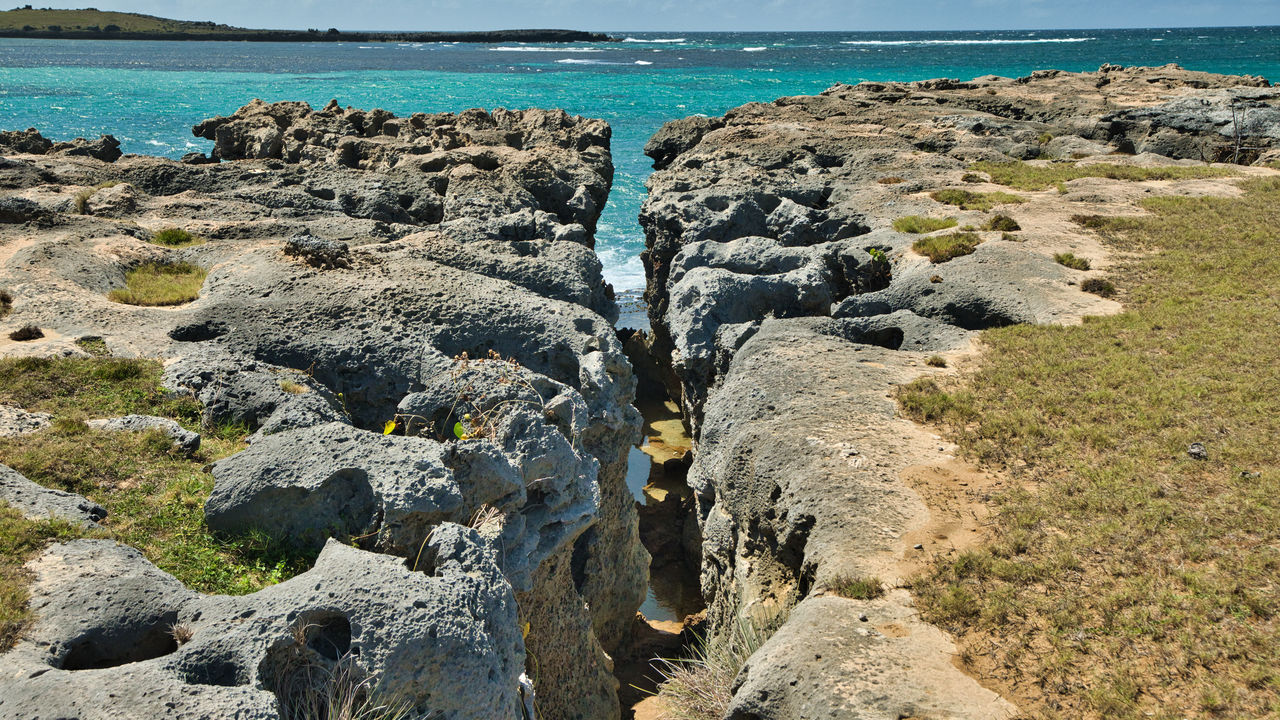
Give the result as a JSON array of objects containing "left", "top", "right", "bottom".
[
  {"left": 0, "top": 63, "right": 1278, "bottom": 720},
  {"left": 0, "top": 28, "right": 613, "bottom": 43}
]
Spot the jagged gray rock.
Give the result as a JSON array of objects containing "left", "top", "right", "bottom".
[
  {"left": 0, "top": 463, "right": 105, "bottom": 527},
  {"left": 86, "top": 415, "right": 201, "bottom": 456}
]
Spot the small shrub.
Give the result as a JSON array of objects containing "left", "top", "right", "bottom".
[
  {"left": 893, "top": 215, "right": 957, "bottom": 234},
  {"left": 913, "top": 232, "right": 981, "bottom": 263},
  {"left": 1054, "top": 252, "right": 1091, "bottom": 270},
  {"left": 961, "top": 172, "right": 984, "bottom": 183},
  {"left": 1001, "top": 232, "right": 1020, "bottom": 242},
  {"left": 925, "top": 355, "right": 947, "bottom": 368},
  {"left": 1081, "top": 277, "right": 1117, "bottom": 297},
  {"left": 8, "top": 324, "right": 42, "bottom": 342},
  {"left": 877, "top": 176, "right": 905, "bottom": 185},
  {"left": 984, "top": 214, "right": 1021, "bottom": 232},
  {"left": 0, "top": 289, "right": 11, "bottom": 319},
  {"left": 108, "top": 262, "right": 207, "bottom": 306},
  {"left": 931, "top": 189, "right": 1026, "bottom": 211},
  {"left": 832, "top": 575, "right": 885, "bottom": 600},
  {"left": 150, "top": 228, "right": 203, "bottom": 247},
  {"left": 1037, "top": 132, "right": 1054, "bottom": 145},
  {"left": 1071, "top": 214, "right": 1110, "bottom": 230},
  {"left": 654, "top": 612, "right": 782, "bottom": 720}
]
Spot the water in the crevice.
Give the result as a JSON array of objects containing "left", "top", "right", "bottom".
[{"left": 627, "top": 397, "right": 703, "bottom": 625}]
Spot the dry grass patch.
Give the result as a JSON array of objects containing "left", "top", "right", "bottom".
[
  {"left": 973, "top": 160, "right": 1235, "bottom": 191},
  {"left": 1053, "top": 252, "right": 1091, "bottom": 270},
  {"left": 831, "top": 575, "right": 885, "bottom": 600},
  {"left": 902, "top": 177, "right": 1280, "bottom": 719},
  {"left": 893, "top": 215, "right": 958, "bottom": 234},
  {"left": 912, "top": 232, "right": 981, "bottom": 263},
  {"left": 930, "top": 189, "right": 1026, "bottom": 211},
  {"left": 654, "top": 613, "right": 781, "bottom": 720},
  {"left": 108, "top": 261, "right": 206, "bottom": 306}
]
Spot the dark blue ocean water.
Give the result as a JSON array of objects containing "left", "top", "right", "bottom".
[{"left": 2, "top": 27, "right": 1278, "bottom": 289}]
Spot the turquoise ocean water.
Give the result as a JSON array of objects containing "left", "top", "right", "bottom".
[{"left": 2, "top": 27, "right": 1278, "bottom": 290}]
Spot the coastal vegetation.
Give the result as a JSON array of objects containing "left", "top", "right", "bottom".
[
  {"left": 830, "top": 575, "right": 885, "bottom": 600},
  {"left": 983, "top": 214, "right": 1021, "bottom": 232},
  {"left": 149, "top": 227, "right": 203, "bottom": 247},
  {"left": 0, "top": 356, "right": 313, "bottom": 649},
  {"left": 930, "top": 188, "right": 1026, "bottom": 211},
  {"left": 973, "top": 161, "right": 1235, "bottom": 191},
  {"left": 912, "top": 231, "right": 982, "bottom": 263},
  {"left": 654, "top": 612, "right": 780, "bottom": 720},
  {"left": 108, "top": 261, "right": 207, "bottom": 306},
  {"left": 1053, "top": 252, "right": 1091, "bottom": 270},
  {"left": 892, "top": 215, "right": 958, "bottom": 234},
  {"left": 900, "top": 177, "right": 1280, "bottom": 718}
]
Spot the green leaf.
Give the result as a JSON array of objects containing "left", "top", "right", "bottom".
[{"left": 453, "top": 422, "right": 466, "bottom": 440}]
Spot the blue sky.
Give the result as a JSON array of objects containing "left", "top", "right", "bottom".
[{"left": 38, "top": 0, "right": 1280, "bottom": 31}]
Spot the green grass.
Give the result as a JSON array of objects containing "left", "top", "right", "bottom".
[
  {"left": 831, "top": 575, "right": 885, "bottom": 600},
  {"left": 930, "top": 188, "right": 1027, "bottom": 211},
  {"left": 0, "top": 504, "right": 88, "bottom": 649},
  {"left": 973, "top": 161, "right": 1235, "bottom": 191},
  {"left": 983, "top": 214, "right": 1021, "bottom": 232},
  {"left": 1082, "top": 277, "right": 1117, "bottom": 297},
  {"left": 108, "top": 262, "right": 207, "bottom": 306},
  {"left": 74, "top": 336, "right": 110, "bottom": 357},
  {"left": 0, "top": 357, "right": 314, "bottom": 649},
  {"left": 893, "top": 215, "right": 958, "bottom": 234},
  {"left": 149, "top": 227, "right": 203, "bottom": 247},
  {"left": 1054, "top": 252, "right": 1091, "bottom": 270},
  {"left": 912, "top": 232, "right": 982, "bottom": 263},
  {"left": 903, "top": 177, "right": 1280, "bottom": 718},
  {"left": 654, "top": 612, "right": 781, "bottom": 720},
  {"left": 925, "top": 354, "right": 947, "bottom": 368}
]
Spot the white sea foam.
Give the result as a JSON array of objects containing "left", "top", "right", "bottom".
[
  {"left": 492, "top": 46, "right": 602, "bottom": 53},
  {"left": 839, "top": 37, "right": 1095, "bottom": 46},
  {"left": 555, "top": 58, "right": 632, "bottom": 65},
  {"left": 743, "top": 46, "right": 768, "bottom": 52},
  {"left": 622, "top": 37, "right": 686, "bottom": 43},
  {"left": 634, "top": 60, "right": 654, "bottom": 65}
]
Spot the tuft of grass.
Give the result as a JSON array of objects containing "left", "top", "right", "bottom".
[
  {"left": 877, "top": 176, "right": 905, "bottom": 185},
  {"left": 961, "top": 172, "right": 985, "bottom": 183},
  {"left": 0, "top": 289, "right": 10, "bottom": 319},
  {"left": 74, "top": 336, "right": 110, "bottom": 357},
  {"left": 0, "top": 356, "right": 198, "bottom": 421},
  {"left": 973, "top": 161, "right": 1234, "bottom": 191},
  {"left": 280, "top": 380, "right": 310, "bottom": 395},
  {"left": 908, "top": 177, "right": 1280, "bottom": 718},
  {"left": 7, "top": 324, "right": 41, "bottom": 342},
  {"left": 107, "top": 262, "right": 207, "bottom": 306},
  {"left": 925, "top": 355, "right": 947, "bottom": 368},
  {"left": 0, "top": 504, "right": 88, "bottom": 650},
  {"left": 1036, "top": 132, "right": 1054, "bottom": 145},
  {"left": 983, "top": 214, "right": 1021, "bottom": 232},
  {"left": 912, "top": 232, "right": 981, "bottom": 263},
  {"left": 930, "top": 189, "right": 1026, "bottom": 211},
  {"left": 893, "top": 215, "right": 958, "bottom": 234},
  {"left": 1081, "top": 277, "right": 1117, "bottom": 297},
  {"left": 1053, "top": 252, "right": 1091, "bottom": 270},
  {"left": 149, "top": 227, "right": 203, "bottom": 247},
  {"left": 654, "top": 612, "right": 781, "bottom": 720},
  {"left": 831, "top": 575, "right": 885, "bottom": 600}
]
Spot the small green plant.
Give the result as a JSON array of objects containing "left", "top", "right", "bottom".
[
  {"left": 108, "top": 262, "right": 207, "bottom": 306},
  {"left": 150, "top": 227, "right": 203, "bottom": 247},
  {"left": 925, "top": 355, "right": 947, "bottom": 368},
  {"left": 867, "top": 247, "right": 888, "bottom": 264},
  {"left": 983, "top": 214, "right": 1021, "bottom": 232},
  {"left": 877, "top": 176, "right": 905, "bottom": 185},
  {"left": 831, "top": 575, "right": 885, "bottom": 600},
  {"left": 1001, "top": 232, "right": 1020, "bottom": 242},
  {"left": 1037, "top": 132, "right": 1054, "bottom": 145},
  {"left": 930, "top": 189, "right": 1026, "bottom": 211},
  {"left": 961, "top": 172, "right": 985, "bottom": 183},
  {"left": 913, "top": 232, "right": 981, "bottom": 263},
  {"left": 1054, "top": 252, "right": 1091, "bottom": 270},
  {"left": 895, "top": 378, "right": 975, "bottom": 423},
  {"left": 893, "top": 215, "right": 958, "bottom": 234},
  {"left": 1081, "top": 277, "right": 1117, "bottom": 297}
]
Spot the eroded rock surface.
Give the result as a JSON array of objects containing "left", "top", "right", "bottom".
[
  {"left": 0, "top": 100, "right": 645, "bottom": 719},
  {"left": 639, "top": 65, "right": 1278, "bottom": 718}
]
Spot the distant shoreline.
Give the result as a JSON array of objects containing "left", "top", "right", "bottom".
[{"left": 0, "top": 28, "right": 614, "bottom": 43}]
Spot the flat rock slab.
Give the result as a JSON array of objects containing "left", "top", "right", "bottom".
[
  {"left": 0, "top": 404, "right": 51, "bottom": 437},
  {"left": 86, "top": 414, "right": 201, "bottom": 455},
  {"left": 0, "top": 462, "right": 105, "bottom": 527}
]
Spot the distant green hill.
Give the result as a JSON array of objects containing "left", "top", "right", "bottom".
[
  {"left": 0, "top": 7, "right": 256, "bottom": 34},
  {"left": 0, "top": 6, "right": 611, "bottom": 42}
]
